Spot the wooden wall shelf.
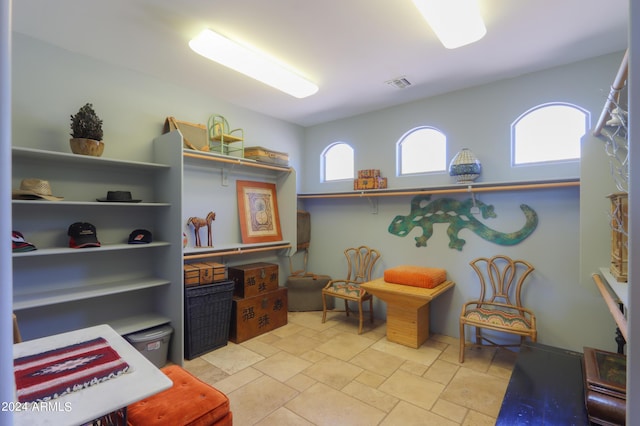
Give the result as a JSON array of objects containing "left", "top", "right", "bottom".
[
  {"left": 592, "top": 272, "right": 628, "bottom": 342},
  {"left": 183, "top": 242, "right": 292, "bottom": 261},
  {"left": 183, "top": 149, "right": 292, "bottom": 173},
  {"left": 298, "top": 178, "right": 579, "bottom": 199}
]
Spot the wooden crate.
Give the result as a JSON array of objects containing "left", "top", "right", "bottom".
[
  {"left": 195, "top": 262, "right": 226, "bottom": 285},
  {"left": 244, "top": 146, "right": 289, "bottom": 166},
  {"left": 184, "top": 264, "right": 200, "bottom": 287},
  {"left": 184, "top": 262, "right": 226, "bottom": 286},
  {"left": 608, "top": 193, "right": 628, "bottom": 282},
  {"left": 354, "top": 177, "right": 387, "bottom": 190},
  {"left": 357, "top": 169, "right": 380, "bottom": 179},
  {"left": 229, "top": 287, "right": 288, "bottom": 343},
  {"left": 228, "top": 262, "right": 279, "bottom": 298}
]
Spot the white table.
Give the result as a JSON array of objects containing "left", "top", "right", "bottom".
[{"left": 13, "top": 324, "right": 172, "bottom": 426}]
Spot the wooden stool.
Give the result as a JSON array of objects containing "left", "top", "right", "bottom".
[{"left": 127, "top": 365, "right": 232, "bottom": 426}]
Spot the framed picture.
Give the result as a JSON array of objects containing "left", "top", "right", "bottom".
[{"left": 236, "top": 180, "right": 283, "bottom": 244}]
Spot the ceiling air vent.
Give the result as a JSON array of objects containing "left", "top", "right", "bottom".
[{"left": 386, "top": 76, "right": 412, "bottom": 89}]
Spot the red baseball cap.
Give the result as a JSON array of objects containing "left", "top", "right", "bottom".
[{"left": 12, "top": 231, "right": 37, "bottom": 252}]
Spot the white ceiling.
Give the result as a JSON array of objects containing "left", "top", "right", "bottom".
[{"left": 12, "top": 0, "right": 628, "bottom": 127}]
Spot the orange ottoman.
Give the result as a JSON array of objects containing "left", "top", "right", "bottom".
[
  {"left": 383, "top": 265, "right": 447, "bottom": 289},
  {"left": 127, "top": 365, "right": 232, "bottom": 426}
]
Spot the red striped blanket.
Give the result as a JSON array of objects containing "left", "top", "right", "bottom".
[{"left": 14, "top": 337, "right": 130, "bottom": 402}]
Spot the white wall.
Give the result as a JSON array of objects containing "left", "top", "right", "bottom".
[
  {"left": 300, "top": 52, "right": 626, "bottom": 353},
  {"left": 9, "top": 33, "right": 305, "bottom": 338},
  {"left": 7, "top": 24, "right": 627, "bottom": 358},
  {"left": 11, "top": 33, "right": 305, "bottom": 178},
  {"left": 1, "top": 0, "right": 14, "bottom": 423},
  {"left": 626, "top": 1, "right": 638, "bottom": 421}
]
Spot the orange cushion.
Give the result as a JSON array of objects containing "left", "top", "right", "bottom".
[
  {"left": 127, "top": 365, "right": 231, "bottom": 426},
  {"left": 384, "top": 265, "right": 447, "bottom": 289}
]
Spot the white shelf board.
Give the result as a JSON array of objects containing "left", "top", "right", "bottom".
[
  {"left": 183, "top": 240, "right": 291, "bottom": 256},
  {"left": 12, "top": 146, "right": 170, "bottom": 170},
  {"left": 13, "top": 277, "right": 171, "bottom": 310},
  {"left": 183, "top": 148, "right": 291, "bottom": 173},
  {"left": 109, "top": 313, "right": 171, "bottom": 336},
  {"left": 298, "top": 178, "right": 579, "bottom": 199},
  {"left": 599, "top": 267, "right": 628, "bottom": 307},
  {"left": 12, "top": 199, "right": 171, "bottom": 207},
  {"left": 12, "top": 241, "right": 170, "bottom": 258}
]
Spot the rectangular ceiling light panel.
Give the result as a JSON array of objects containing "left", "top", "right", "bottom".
[
  {"left": 189, "top": 29, "right": 318, "bottom": 98},
  {"left": 413, "top": 0, "right": 486, "bottom": 49}
]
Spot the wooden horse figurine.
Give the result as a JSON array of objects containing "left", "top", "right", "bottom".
[{"left": 187, "top": 211, "right": 216, "bottom": 247}]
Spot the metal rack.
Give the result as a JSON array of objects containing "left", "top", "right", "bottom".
[{"left": 207, "top": 114, "right": 244, "bottom": 158}]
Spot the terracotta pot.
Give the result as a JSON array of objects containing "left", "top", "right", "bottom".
[{"left": 70, "top": 138, "right": 104, "bottom": 157}]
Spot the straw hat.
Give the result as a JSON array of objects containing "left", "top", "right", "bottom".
[{"left": 12, "top": 178, "right": 64, "bottom": 201}]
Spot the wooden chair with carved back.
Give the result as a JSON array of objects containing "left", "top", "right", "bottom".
[
  {"left": 459, "top": 254, "right": 537, "bottom": 362},
  {"left": 322, "top": 246, "right": 381, "bottom": 334}
]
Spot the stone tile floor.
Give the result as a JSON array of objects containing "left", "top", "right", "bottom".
[{"left": 183, "top": 311, "right": 516, "bottom": 425}]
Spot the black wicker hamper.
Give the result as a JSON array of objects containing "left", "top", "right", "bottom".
[{"left": 184, "top": 280, "right": 234, "bottom": 359}]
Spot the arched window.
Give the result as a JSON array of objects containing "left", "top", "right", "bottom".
[
  {"left": 512, "top": 103, "right": 589, "bottom": 165},
  {"left": 322, "top": 142, "right": 354, "bottom": 181},
  {"left": 397, "top": 127, "right": 446, "bottom": 175}
]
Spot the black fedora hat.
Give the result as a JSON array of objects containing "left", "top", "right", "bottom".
[{"left": 97, "top": 191, "right": 141, "bottom": 203}]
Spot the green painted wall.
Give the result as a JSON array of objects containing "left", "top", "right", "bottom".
[{"left": 10, "top": 30, "right": 625, "bottom": 353}]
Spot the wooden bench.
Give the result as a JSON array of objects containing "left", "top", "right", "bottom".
[{"left": 360, "top": 278, "right": 455, "bottom": 348}]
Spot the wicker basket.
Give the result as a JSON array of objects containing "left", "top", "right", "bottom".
[{"left": 185, "top": 280, "right": 234, "bottom": 359}]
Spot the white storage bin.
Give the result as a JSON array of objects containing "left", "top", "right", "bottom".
[{"left": 125, "top": 324, "right": 173, "bottom": 368}]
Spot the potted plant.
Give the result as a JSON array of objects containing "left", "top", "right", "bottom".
[{"left": 69, "top": 103, "right": 104, "bottom": 156}]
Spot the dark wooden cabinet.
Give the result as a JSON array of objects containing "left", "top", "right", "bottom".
[
  {"left": 229, "top": 288, "right": 287, "bottom": 343},
  {"left": 228, "top": 263, "right": 287, "bottom": 343},
  {"left": 497, "top": 342, "right": 590, "bottom": 425}
]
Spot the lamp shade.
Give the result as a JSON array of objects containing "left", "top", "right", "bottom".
[{"left": 449, "top": 148, "right": 482, "bottom": 183}]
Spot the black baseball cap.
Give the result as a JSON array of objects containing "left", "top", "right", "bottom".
[
  {"left": 68, "top": 222, "right": 101, "bottom": 248},
  {"left": 128, "top": 229, "right": 152, "bottom": 244}
]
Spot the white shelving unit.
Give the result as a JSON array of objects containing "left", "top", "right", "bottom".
[
  {"left": 12, "top": 133, "right": 296, "bottom": 365},
  {"left": 154, "top": 131, "right": 297, "bottom": 265},
  {"left": 12, "top": 146, "right": 184, "bottom": 363}
]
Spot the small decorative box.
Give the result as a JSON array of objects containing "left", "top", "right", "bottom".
[
  {"left": 358, "top": 169, "right": 381, "bottom": 179},
  {"left": 354, "top": 177, "right": 387, "bottom": 190}
]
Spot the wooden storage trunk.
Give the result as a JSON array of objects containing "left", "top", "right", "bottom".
[
  {"left": 229, "top": 287, "right": 288, "bottom": 343},
  {"left": 183, "top": 262, "right": 226, "bottom": 286},
  {"left": 358, "top": 169, "right": 380, "bottom": 179},
  {"left": 243, "top": 146, "right": 289, "bottom": 166},
  {"left": 228, "top": 262, "right": 279, "bottom": 298},
  {"left": 196, "top": 262, "right": 226, "bottom": 285},
  {"left": 354, "top": 177, "right": 387, "bottom": 190},
  {"left": 583, "top": 347, "right": 626, "bottom": 425},
  {"left": 184, "top": 264, "right": 200, "bottom": 287},
  {"left": 608, "top": 193, "right": 628, "bottom": 282}
]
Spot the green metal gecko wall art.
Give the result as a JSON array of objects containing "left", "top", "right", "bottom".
[{"left": 388, "top": 195, "right": 538, "bottom": 251}]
